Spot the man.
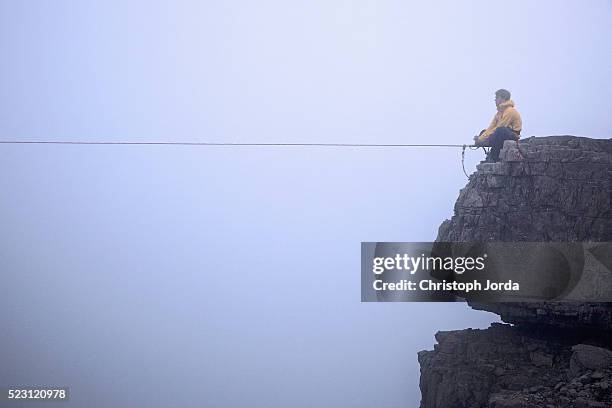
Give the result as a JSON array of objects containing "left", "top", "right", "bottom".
[{"left": 474, "top": 89, "right": 522, "bottom": 162}]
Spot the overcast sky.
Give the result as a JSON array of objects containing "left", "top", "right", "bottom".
[{"left": 1, "top": 1, "right": 611, "bottom": 407}]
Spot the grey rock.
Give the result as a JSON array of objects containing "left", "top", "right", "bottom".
[
  {"left": 570, "top": 345, "right": 612, "bottom": 375},
  {"left": 419, "top": 137, "right": 612, "bottom": 408},
  {"left": 438, "top": 136, "right": 612, "bottom": 243},
  {"left": 530, "top": 351, "right": 554, "bottom": 368}
]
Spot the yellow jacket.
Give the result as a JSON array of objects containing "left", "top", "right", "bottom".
[{"left": 478, "top": 99, "right": 522, "bottom": 143}]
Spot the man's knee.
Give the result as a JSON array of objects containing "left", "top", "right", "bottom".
[{"left": 496, "top": 126, "right": 519, "bottom": 140}]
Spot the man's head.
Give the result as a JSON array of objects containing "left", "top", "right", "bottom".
[{"left": 495, "top": 89, "right": 511, "bottom": 106}]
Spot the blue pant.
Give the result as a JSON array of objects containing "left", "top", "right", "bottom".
[{"left": 487, "top": 127, "right": 519, "bottom": 161}]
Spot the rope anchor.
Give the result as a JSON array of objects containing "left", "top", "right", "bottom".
[{"left": 461, "top": 144, "right": 469, "bottom": 179}]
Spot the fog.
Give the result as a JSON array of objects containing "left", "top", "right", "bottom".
[{"left": 1, "top": 1, "right": 610, "bottom": 406}]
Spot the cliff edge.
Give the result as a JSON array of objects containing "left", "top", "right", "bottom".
[{"left": 419, "top": 136, "right": 612, "bottom": 408}]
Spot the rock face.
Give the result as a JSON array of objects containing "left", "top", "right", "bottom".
[
  {"left": 418, "top": 324, "right": 612, "bottom": 408},
  {"left": 419, "top": 136, "right": 612, "bottom": 408},
  {"left": 468, "top": 301, "right": 612, "bottom": 331},
  {"left": 438, "top": 136, "right": 612, "bottom": 242}
]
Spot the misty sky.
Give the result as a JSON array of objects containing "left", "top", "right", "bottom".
[{"left": 1, "top": 1, "right": 611, "bottom": 407}]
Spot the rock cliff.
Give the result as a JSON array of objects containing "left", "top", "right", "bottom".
[{"left": 418, "top": 136, "right": 612, "bottom": 408}]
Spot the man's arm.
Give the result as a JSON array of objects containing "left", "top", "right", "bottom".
[
  {"left": 509, "top": 110, "right": 522, "bottom": 134},
  {"left": 476, "top": 114, "right": 498, "bottom": 144},
  {"left": 473, "top": 129, "right": 486, "bottom": 145}
]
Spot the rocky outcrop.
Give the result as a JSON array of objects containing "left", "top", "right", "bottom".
[
  {"left": 419, "top": 136, "right": 612, "bottom": 408},
  {"left": 468, "top": 302, "right": 612, "bottom": 331},
  {"left": 438, "top": 136, "right": 612, "bottom": 243},
  {"left": 418, "top": 324, "right": 612, "bottom": 408}
]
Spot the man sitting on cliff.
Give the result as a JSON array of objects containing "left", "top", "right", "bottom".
[{"left": 474, "top": 89, "right": 522, "bottom": 162}]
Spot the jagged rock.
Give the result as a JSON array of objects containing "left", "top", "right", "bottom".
[
  {"left": 438, "top": 136, "right": 612, "bottom": 243},
  {"left": 418, "top": 324, "right": 612, "bottom": 407},
  {"left": 441, "top": 136, "right": 612, "bottom": 327},
  {"left": 570, "top": 345, "right": 612, "bottom": 375},
  {"left": 468, "top": 302, "right": 612, "bottom": 331},
  {"left": 419, "top": 136, "right": 612, "bottom": 407}
]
